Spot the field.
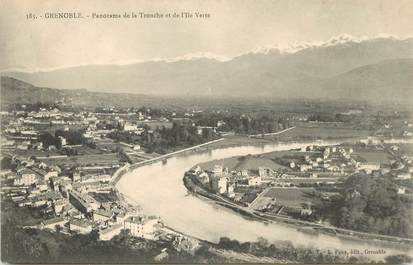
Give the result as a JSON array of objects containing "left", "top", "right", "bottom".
[
  {"left": 352, "top": 148, "right": 392, "bottom": 164},
  {"left": 206, "top": 135, "right": 273, "bottom": 149},
  {"left": 136, "top": 121, "right": 173, "bottom": 130},
  {"left": 37, "top": 153, "right": 121, "bottom": 167},
  {"left": 198, "top": 123, "right": 374, "bottom": 150},
  {"left": 32, "top": 124, "right": 86, "bottom": 133},
  {"left": 262, "top": 150, "right": 318, "bottom": 160},
  {"left": 398, "top": 143, "right": 413, "bottom": 156},
  {"left": 96, "top": 141, "right": 135, "bottom": 153},
  {"left": 197, "top": 148, "right": 324, "bottom": 172},
  {"left": 11, "top": 149, "right": 62, "bottom": 158},
  {"left": 197, "top": 154, "right": 288, "bottom": 172},
  {"left": 269, "top": 125, "right": 373, "bottom": 141},
  {"left": 274, "top": 177, "right": 339, "bottom": 185},
  {"left": 125, "top": 152, "right": 160, "bottom": 163},
  {"left": 262, "top": 187, "right": 315, "bottom": 208},
  {"left": 69, "top": 145, "right": 109, "bottom": 155}
]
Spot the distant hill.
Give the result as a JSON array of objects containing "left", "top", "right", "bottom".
[
  {"left": 0, "top": 76, "right": 145, "bottom": 106},
  {"left": 3, "top": 35, "right": 413, "bottom": 102},
  {"left": 0, "top": 77, "right": 65, "bottom": 104},
  {"left": 0, "top": 76, "right": 231, "bottom": 108},
  {"left": 319, "top": 59, "right": 413, "bottom": 100}
]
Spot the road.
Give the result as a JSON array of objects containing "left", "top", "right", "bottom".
[{"left": 248, "top": 126, "right": 296, "bottom": 138}]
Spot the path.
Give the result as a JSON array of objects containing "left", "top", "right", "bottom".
[{"left": 248, "top": 126, "right": 296, "bottom": 138}]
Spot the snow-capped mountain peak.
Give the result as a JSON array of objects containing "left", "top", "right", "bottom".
[
  {"left": 164, "top": 52, "right": 231, "bottom": 62},
  {"left": 248, "top": 34, "right": 412, "bottom": 56}
]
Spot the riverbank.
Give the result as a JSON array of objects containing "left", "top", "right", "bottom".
[
  {"left": 116, "top": 136, "right": 413, "bottom": 260},
  {"left": 115, "top": 133, "right": 369, "bottom": 184},
  {"left": 183, "top": 172, "right": 413, "bottom": 248},
  {"left": 111, "top": 138, "right": 225, "bottom": 184},
  {"left": 112, "top": 135, "right": 318, "bottom": 184}
]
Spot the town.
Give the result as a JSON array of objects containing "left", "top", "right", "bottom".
[
  {"left": 1, "top": 84, "right": 412, "bottom": 263},
  {"left": 0, "top": 102, "right": 222, "bottom": 262},
  {"left": 3, "top": 0, "right": 413, "bottom": 263},
  {"left": 0, "top": 98, "right": 339, "bottom": 262}
]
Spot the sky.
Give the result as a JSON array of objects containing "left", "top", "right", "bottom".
[{"left": 1, "top": 0, "right": 412, "bottom": 71}]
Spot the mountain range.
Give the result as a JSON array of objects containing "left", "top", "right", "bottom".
[{"left": 2, "top": 35, "right": 413, "bottom": 102}]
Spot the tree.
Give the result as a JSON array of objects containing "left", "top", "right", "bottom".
[
  {"left": 39, "top": 133, "right": 58, "bottom": 149},
  {"left": 1, "top": 157, "right": 15, "bottom": 170},
  {"left": 314, "top": 174, "right": 413, "bottom": 238},
  {"left": 55, "top": 225, "right": 63, "bottom": 233},
  {"left": 88, "top": 230, "right": 100, "bottom": 242},
  {"left": 202, "top": 128, "right": 213, "bottom": 140}
]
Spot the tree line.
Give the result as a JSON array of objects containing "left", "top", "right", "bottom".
[
  {"left": 311, "top": 174, "right": 413, "bottom": 238},
  {"left": 196, "top": 114, "right": 292, "bottom": 135},
  {"left": 108, "top": 122, "right": 218, "bottom": 154}
]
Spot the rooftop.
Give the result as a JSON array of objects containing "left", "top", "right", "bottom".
[
  {"left": 70, "top": 218, "right": 94, "bottom": 228},
  {"left": 42, "top": 217, "right": 66, "bottom": 226},
  {"left": 124, "top": 216, "right": 144, "bottom": 224}
]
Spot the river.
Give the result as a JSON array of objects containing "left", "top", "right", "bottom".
[{"left": 116, "top": 140, "right": 412, "bottom": 259}]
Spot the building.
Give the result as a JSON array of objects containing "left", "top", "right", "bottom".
[
  {"left": 300, "top": 208, "right": 313, "bottom": 216},
  {"left": 248, "top": 176, "right": 262, "bottom": 186},
  {"left": 58, "top": 136, "right": 67, "bottom": 146},
  {"left": 36, "top": 181, "right": 48, "bottom": 191},
  {"left": 29, "top": 191, "right": 64, "bottom": 209},
  {"left": 227, "top": 183, "right": 235, "bottom": 198},
  {"left": 323, "top": 148, "right": 330, "bottom": 159},
  {"left": 41, "top": 217, "right": 67, "bottom": 230},
  {"left": 154, "top": 249, "right": 169, "bottom": 262},
  {"left": 358, "top": 162, "right": 380, "bottom": 174},
  {"left": 213, "top": 165, "right": 223, "bottom": 177},
  {"left": 211, "top": 176, "right": 227, "bottom": 194},
  {"left": 133, "top": 144, "right": 141, "bottom": 151},
  {"left": 20, "top": 169, "right": 36, "bottom": 185},
  {"left": 115, "top": 212, "right": 129, "bottom": 224},
  {"left": 17, "top": 142, "right": 30, "bottom": 150},
  {"left": 72, "top": 169, "right": 81, "bottom": 182},
  {"left": 196, "top": 172, "right": 210, "bottom": 185},
  {"left": 258, "top": 167, "right": 272, "bottom": 178},
  {"left": 398, "top": 187, "right": 406, "bottom": 194},
  {"left": 49, "top": 165, "right": 62, "bottom": 174},
  {"left": 397, "top": 172, "right": 411, "bottom": 179},
  {"left": 81, "top": 174, "right": 111, "bottom": 183},
  {"left": 31, "top": 167, "right": 58, "bottom": 181},
  {"left": 360, "top": 137, "right": 380, "bottom": 146},
  {"left": 53, "top": 199, "right": 69, "bottom": 215},
  {"left": 45, "top": 169, "right": 59, "bottom": 180},
  {"left": 123, "top": 216, "right": 161, "bottom": 239},
  {"left": 217, "top": 120, "right": 226, "bottom": 127},
  {"left": 93, "top": 209, "right": 113, "bottom": 223},
  {"left": 13, "top": 177, "right": 24, "bottom": 186},
  {"left": 299, "top": 164, "right": 312, "bottom": 172},
  {"left": 192, "top": 165, "right": 202, "bottom": 174},
  {"left": 59, "top": 181, "right": 73, "bottom": 198},
  {"left": 123, "top": 122, "right": 137, "bottom": 131},
  {"left": 69, "top": 191, "right": 100, "bottom": 214}
]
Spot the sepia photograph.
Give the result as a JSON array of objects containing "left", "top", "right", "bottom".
[{"left": 0, "top": 0, "right": 412, "bottom": 264}]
